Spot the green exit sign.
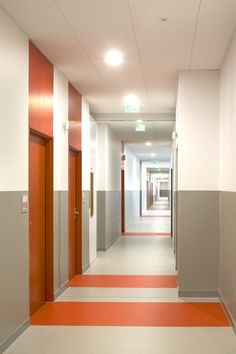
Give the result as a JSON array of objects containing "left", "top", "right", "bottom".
[
  {"left": 125, "top": 104, "right": 140, "bottom": 113},
  {"left": 136, "top": 123, "right": 146, "bottom": 132}
]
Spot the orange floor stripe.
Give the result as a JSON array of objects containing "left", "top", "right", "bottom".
[
  {"left": 122, "top": 232, "right": 171, "bottom": 236},
  {"left": 31, "top": 302, "right": 229, "bottom": 327},
  {"left": 69, "top": 275, "right": 177, "bottom": 288}
]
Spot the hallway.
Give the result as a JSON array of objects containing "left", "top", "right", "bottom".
[
  {"left": 2, "top": 1, "right": 236, "bottom": 352},
  {"left": 5, "top": 217, "right": 236, "bottom": 354}
]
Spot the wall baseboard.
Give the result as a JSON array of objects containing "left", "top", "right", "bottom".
[
  {"left": 54, "top": 281, "right": 69, "bottom": 300},
  {"left": 178, "top": 289, "right": 218, "bottom": 297},
  {"left": 0, "top": 318, "right": 30, "bottom": 354},
  {"left": 218, "top": 291, "right": 236, "bottom": 335},
  {"left": 97, "top": 235, "right": 120, "bottom": 251},
  {"left": 82, "top": 262, "right": 91, "bottom": 273}
]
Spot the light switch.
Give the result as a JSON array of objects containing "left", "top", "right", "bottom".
[{"left": 21, "top": 194, "right": 28, "bottom": 213}]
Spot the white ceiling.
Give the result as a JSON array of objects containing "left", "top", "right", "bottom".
[
  {"left": 107, "top": 120, "right": 174, "bottom": 161},
  {"left": 1, "top": 0, "right": 236, "bottom": 114}
]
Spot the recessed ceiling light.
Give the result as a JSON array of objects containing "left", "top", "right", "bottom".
[
  {"left": 150, "top": 153, "right": 156, "bottom": 157},
  {"left": 105, "top": 49, "right": 123, "bottom": 66},
  {"left": 145, "top": 142, "right": 152, "bottom": 146},
  {"left": 137, "top": 119, "right": 143, "bottom": 123},
  {"left": 125, "top": 94, "right": 138, "bottom": 105},
  {"left": 159, "top": 17, "right": 168, "bottom": 22}
]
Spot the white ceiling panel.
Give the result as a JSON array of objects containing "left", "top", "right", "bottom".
[{"left": 1, "top": 0, "right": 236, "bottom": 114}]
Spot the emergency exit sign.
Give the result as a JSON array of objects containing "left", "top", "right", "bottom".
[{"left": 125, "top": 104, "right": 140, "bottom": 113}]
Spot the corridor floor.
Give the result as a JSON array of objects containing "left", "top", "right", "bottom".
[{"left": 5, "top": 218, "right": 236, "bottom": 353}]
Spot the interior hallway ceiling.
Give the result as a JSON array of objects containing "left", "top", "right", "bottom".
[
  {"left": 108, "top": 120, "right": 174, "bottom": 161},
  {"left": 1, "top": 0, "right": 236, "bottom": 114}
]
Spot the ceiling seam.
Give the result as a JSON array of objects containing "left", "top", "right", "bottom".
[
  {"left": 188, "top": 0, "right": 202, "bottom": 69},
  {"left": 54, "top": 0, "right": 121, "bottom": 112},
  {"left": 126, "top": 0, "right": 153, "bottom": 113}
]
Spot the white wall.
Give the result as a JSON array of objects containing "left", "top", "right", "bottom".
[
  {"left": 0, "top": 7, "right": 28, "bottom": 192},
  {"left": 219, "top": 34, "right": 236, "bottom": 191},
  {"left": 0, "top": 7, "right": 29, "bottom": 349},
  {"left": 89, "top": 115, "right": 97, "bottom": 264},
  {"left": 124, "top": 145, "right": 140, "bottom": 228},
  {"left": 125, "top": 145, "right": 140, "bottom": 191},
  {"left": 176, "top": 71, "right": 219, "bottom": 191},
  {"left": 53, "top": 68, "right": 68, "bottom": 192},
  {"left": 82, "top": 99, "right": 97, "bottom": 265},
  {"left": 53, "top": 68, "right": 69, "bottom": 294},
  {"left": 97, "top": 123, "right": 106, "bottom": 191},
  {"left": 82, "top": 98, "right": 90, "bottom": 191},
  {"left": 106, "top": 125, "right": 121, "bottom": 191},
  {"left": 97, "top": 123, "right": 121, "bottom": 191}
]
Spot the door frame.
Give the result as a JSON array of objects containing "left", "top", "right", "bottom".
[
  {"left": 121, "top": 169, "right": 125, "bottom": 233},
  {"left": 29, "top": 129, "right": 54, "bottom": 307},
  {"left": 69, "top": 147, "right": 82, "bottom": 278}
]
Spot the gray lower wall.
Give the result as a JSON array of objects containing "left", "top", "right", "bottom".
[
  {"left": 177, "top": 191, "right": 219, "bottom": 297},
  {"left": 54, "top": 191, "right": 69, "bottom": 297},
  {"left": 125, "top": 190, "right": 140, "bottom": 230},
  {"left": 82, "top": 191, "right": 90, "bottom": 271},
  {"left": 219, "top": 191, "right": 236, "bottom": 329},
  {"left": 0, "top": 192, "right": 29, "bottom": 352},
  {"left": 97, "top": 191, "right": 121, "bottom": 251}
]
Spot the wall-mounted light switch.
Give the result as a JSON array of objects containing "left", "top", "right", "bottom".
[{"left": 21, "top": 194, "right": 28, "bottom": 213}]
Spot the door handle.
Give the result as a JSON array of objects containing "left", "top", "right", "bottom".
[{"left": 72, "top": 208, "right": 79, "bottom": 220}]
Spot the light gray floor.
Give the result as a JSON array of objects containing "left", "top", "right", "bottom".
[
  {"left": 4, "top": 219, "right": 236, "bottom": 354},
  {"left": 126, "top": 216, "right": 171, "bottom": 233},
  {"left": 85, "top": 236, "right": 176, "bottom": 275}
]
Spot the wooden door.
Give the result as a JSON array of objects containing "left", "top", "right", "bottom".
[
  {"left": 69, "top": 150, "right": 82, "bottom": 280},
  {"left": 29, "top": 134, "right": 46, "bottom": 315}
]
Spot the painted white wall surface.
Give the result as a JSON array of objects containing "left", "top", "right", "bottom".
[
  {"left": 176, "top": 70, "right": 219, "bottom": 191},
  {"left": 97, "top": 123, "right": 106, "bottom": 191},
  {"left": 124, "top": 145, "right": 140, "bottom": 191},
  {"left": 89, "top": 115, "right": 97, "bottom": 264},
  {"left": 124, "top": 145, "right": 140, "bottom": 227},
  {"left": 0, "top": 7, "right": 28, "bottom": 191},
  {"left": 97, "top": 123, "right": 121, "bottom": 191},
  {"left": 219, "top": 33, "right": 236, "bottom": 191},
  {"left": 53, "top": 68, "right": 68, "bottom": 191},
  {"left": 82, "top": 98, "right": 90, "bottom": 191},
  {"left": 106, "top": 124, "right": 121, "bottom": 191}
]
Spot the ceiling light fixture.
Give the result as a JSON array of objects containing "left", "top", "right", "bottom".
[
  {"left": 137, "top": 119, "right": 143, "bottom": 123},
  {"left": 145, "top": 142, "right": 152, "bottom": 146},
  {"left": 150, "top": 153, "right": 156, "bottom": 157},
  {"left": 105, "top": 49, "right": 123, "bottom": 66},
  {"left": 125, "top": 94, "right": 140, "bottom": 113},
  {"left": 159, "top": 17, "right": 168, "bottom": 22}
]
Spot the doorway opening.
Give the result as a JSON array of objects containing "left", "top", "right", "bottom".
[
  {"left": 29, "top": 132, "right": 53, "bottom": 315},
  {"left": 69, "top": 149, "right": 82, "bottom": 280}
]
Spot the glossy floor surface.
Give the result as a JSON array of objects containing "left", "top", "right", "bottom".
[
  {"left": 5, "top": 216, "right": 236, "bottom": 354},
  {"left": 126, "top": 215, "right": 171, "bottom": 233}
]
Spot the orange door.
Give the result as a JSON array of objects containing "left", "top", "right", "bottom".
[
  {"left": 29, "top": 134, "right": 46, "bottom": 315},
  {"left": 69, "top": 150, "right": 82, "bottom": 280}
]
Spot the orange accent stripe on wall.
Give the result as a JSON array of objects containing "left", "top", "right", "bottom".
[
  {"left": 69, "top": 275, "right": 177, "bottom": 288},
  {"left": 122, "top": 232, "right": 171, "bottom": 236},
  {"left": 31, "top": 302, "right": 229, "bottom": 327}
]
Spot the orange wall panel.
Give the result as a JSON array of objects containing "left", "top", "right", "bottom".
[
  {"left": 29, "top": 42, "right": 53, "bottom": 137},
  {"left": 68, "top": 84, "right": 82, "bottom": 151}
]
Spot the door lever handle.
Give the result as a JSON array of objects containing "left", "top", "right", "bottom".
[{"left": 72, "top": 208, "right": 79, "bottom": 220}]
